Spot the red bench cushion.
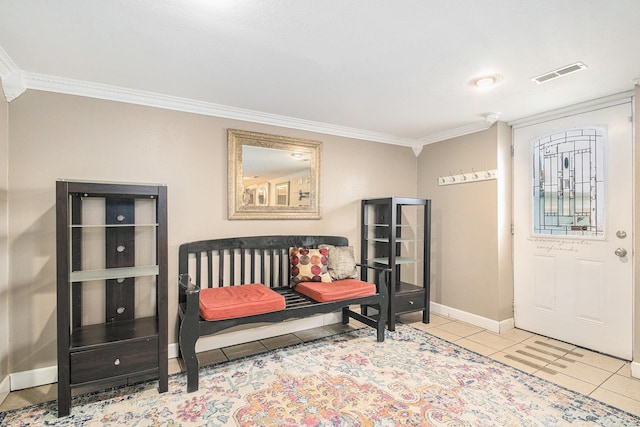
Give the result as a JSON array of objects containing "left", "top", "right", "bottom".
[
  {"left": 295, "top": 279, "right": 376, "bottom": 303},
  {"left": 199, "top": 284, "right": 286, "bottom": 321}
]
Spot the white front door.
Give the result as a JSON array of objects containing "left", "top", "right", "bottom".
[{"left": 513, "top": 100, "right": 633, "bottom": 359}]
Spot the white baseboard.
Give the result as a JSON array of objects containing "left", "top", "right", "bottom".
[
  {"left": 9, "top": 313, "right": 341, "bottom": 391},
  {"left": 631, "top": 361, "right": 640, "bottom": 379},
  {"left": 10, "top": 366, "right": 57, "bottom": 391},
  {"left": 0, "top": 374, "right": 10, "bottom": 405},
  {"left": 430, "top": 302, "right": 514, "bottom": 333}
]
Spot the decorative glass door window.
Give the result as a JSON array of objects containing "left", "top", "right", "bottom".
[{"left": 532, "top": 127, "right": 605, "bottom": 237}]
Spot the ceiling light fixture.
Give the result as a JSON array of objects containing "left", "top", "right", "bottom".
[
  {"left": 470, "top": 74, "right": 503, "bottom": 88},
  {"left": 291, "top": 152, "right": 304, "bottom": 160}
]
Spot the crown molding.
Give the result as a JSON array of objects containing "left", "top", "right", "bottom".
[
  {"left": 0, "top": 45, "right": 26, "bottom": 102},
  {"left": 2, "top": 56, "right": 496, "bottom": 153},
  {"left": 415, "top": 120, "right": 494, "bottom": 148},
  {"left": 508, "top": 90, "right": 634, "bottom": 129},
  {"left": 20, "top": 72, "right": 417, "bottom": 148},
  {"left": 411, "top": 112, "right": 501, "bottom": 152},
  {"left": 0, "top": 45, "right": 18, "bottom": 76},
  {"left": 2, "top": 71, "right": 26, "bottom": 102},
  {"left": 411, "top": 145, "right": 424, "bottom": 157}
]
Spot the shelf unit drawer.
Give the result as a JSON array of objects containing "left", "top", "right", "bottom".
[
  {"left": 70, "top": 337, "right": 158, "bottom": 384},
  {"left": 395, "top": 290, "right": 426, "bottom": 314}
]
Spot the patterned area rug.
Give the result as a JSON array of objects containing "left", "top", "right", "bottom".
[{"left": 2, "top": 325, "right": 639, "bottom": 426}]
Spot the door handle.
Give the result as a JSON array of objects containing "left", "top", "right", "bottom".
[{"left": 615, "top": 248, "right": 628, "bottom": 257}]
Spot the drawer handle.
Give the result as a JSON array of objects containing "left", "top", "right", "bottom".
[
  {"left": 408, "top": 300, "right": 414, "bottom": 305},
  {"left": 114, "top": 358, "right": 121, "bottom": 366}
]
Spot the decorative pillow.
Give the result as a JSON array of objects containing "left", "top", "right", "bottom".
[
  {"left": 320, "top": 245, "right": 359, "bottom": 281},
  {"left": 289, "top": 247, "right": 331, "bottom": 287}
]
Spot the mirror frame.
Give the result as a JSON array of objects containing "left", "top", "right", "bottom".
[{"left": 228, "top": 129, "right": 322, "bottom": 220}]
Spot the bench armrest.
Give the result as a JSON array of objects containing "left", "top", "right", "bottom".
[
  {"left": 179, "top": 274, "right": 201, "bottom": 294},
  {"left": 178, "top": 274, "right": 202, "bottom": 324},
  {"left": 356, "top": 263, "right": 390, "bottom": 300}
]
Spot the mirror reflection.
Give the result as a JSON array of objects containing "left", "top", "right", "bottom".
[
  {"left": 228, "top": 129, "right": 322, "bottom": 219},
  {"left": 241, "top": 146, "right": 311, "bottom": 208}
]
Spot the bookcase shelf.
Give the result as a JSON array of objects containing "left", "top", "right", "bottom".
[{"left": 70, "top": 265, "right": 160, "bottom": 282}]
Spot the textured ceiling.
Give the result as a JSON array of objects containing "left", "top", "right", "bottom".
[{"left": 1, "top": 0, "right": 639, "bottom": 148}]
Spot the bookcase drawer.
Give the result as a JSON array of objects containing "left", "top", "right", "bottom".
[
  {"left": 70, "top": 337, "right": 158, "bottom": 384},
  {"left": 395, "top": 291, "right": 426, "bottom": 314}
]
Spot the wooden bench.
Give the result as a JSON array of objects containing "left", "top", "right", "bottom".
[{"left": 178, "top": 235, "right": 389, "bottom": 392}]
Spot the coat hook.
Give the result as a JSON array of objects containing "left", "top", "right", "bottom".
[
  {"left": 449, "top": 171, "right": 455, "bottom": 182},
  {"left": 460, "top": 169, "right": 467, "bottom": 181}
]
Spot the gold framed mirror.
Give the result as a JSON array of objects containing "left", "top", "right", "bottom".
[{"left": 228, "top": 129, "right": 322, "bottom": 219}]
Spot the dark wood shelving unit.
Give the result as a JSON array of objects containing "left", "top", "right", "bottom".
[
  {"left": 56, "top": 181, "right": 168, "bottom": 417},
  {"left": 361, "top": 197, "right": 431, "bottom": 331}
]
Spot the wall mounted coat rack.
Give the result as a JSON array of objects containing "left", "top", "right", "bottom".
[{"left": 438, "top": 169, "right": 497, "bottom": 186}]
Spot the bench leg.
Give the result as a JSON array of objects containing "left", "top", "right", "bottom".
[
  {"left": 179, "top": 317, "right": 200, "bottom": 392},
  {"left": 341, "top": 307, "right": 350, "bottom": 324},
  {"left": 360, "top": 304, "right": 368, "bottom": 316},
  {"left": 377, "top": 298, "right": 388, "bottom": 342},
  {"left": 376, "top": 316, "right": 386, "bottom": 342}
]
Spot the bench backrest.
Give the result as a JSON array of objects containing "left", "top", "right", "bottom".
[{"left": 178, "top": 235, "right": 348, "bottom": 302}]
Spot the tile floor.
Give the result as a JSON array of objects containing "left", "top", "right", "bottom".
[{"left": 1, "top": 313, "right": 639, "bottom": 417}]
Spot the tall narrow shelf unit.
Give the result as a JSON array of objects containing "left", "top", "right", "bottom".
[
  {"left": 361, "top": 197, "right": 431, "bottom": 331},
  {"left": 56, "top": 181, "right": 168, "bottom": 417}
]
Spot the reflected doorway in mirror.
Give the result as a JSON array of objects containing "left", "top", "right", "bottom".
[{"left": 275, "top": 181, "right": 290, "bottom": 206}]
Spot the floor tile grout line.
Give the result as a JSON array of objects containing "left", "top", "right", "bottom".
[{"left": 589, "top": 371, "right": 622, "bottom": 397}]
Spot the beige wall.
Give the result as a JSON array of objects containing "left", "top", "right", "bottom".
[
  {"left": 417, "top": 124, "right": 512, "bottom": 322},
  {"left": 0, "top": 86, "right": 8, "bottom": 384},
  {"left": 6, "top": 90, "right": 418, "bottom": 372}
]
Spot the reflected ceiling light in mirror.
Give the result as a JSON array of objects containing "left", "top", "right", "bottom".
[{"left": 291, "top": 152, "right": 310, "bottom": 162}]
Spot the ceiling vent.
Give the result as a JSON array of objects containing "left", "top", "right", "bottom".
[{"left": 531, "top": 62, "right": 588, "bottom": 84}]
